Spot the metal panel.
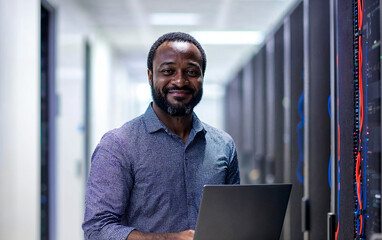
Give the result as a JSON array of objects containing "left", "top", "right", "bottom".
[
  {"left": 224, "top": 75, "right": 243, "bottom": 152},
  {"left": 241, "top": 59, "right": 256, "bottom": 184},
  {"left": 283, "top": 16, "right": 292, "bottom": 240},
  {"left": 274, "top": 26, "right": 285, "bottom": 184},
  {"left": 283, "top": 2, "right": 304, "bottom": 240},
  {"left": 360, "top": 0, "right": 381, "bottom": 237},
  {"left": 253, "top": 47, "right": 267, "bottom": 184},
  {"left": 303, "top": 0, "right": 331, "bottom": 239},
  {"left": 328, "top": 0, "right": 337, "bottom": 238},
  {"left": 265, "top": 25, "right": 285, "bottom": 184},
  {"left": 336, "top": 0, "right": 357, "bottom": 238},
  {"left": 266, "top": 37, "right": 276, "bottom": 184},
  {"left": 242, "top": 60, "right": 254, "bottom": 152}
]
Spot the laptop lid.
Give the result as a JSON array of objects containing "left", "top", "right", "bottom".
[{"left": 194, "top": 184, "right": 292, "bottom": 240}]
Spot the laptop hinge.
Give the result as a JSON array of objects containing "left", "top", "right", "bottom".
[
  {"left": 302, "top": 197, "right": 310, "bottom": 232},
  {"left": 327, "top": 212, "right": 336, "bottom": 240}
]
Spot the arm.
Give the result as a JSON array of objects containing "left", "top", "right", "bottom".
[
  {"left": 83, "top": 132, "right": 135, "bottom": 240},
  {"left": 226, "top": 143, "right": 240, "bottom": 184},
  {"left": 127, "top": 230, "right": 194, "bottom": 240}
]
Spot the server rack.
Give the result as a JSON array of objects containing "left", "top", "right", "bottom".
[
  {"left": 303, "top": 0, "right": 331, "bottom": 239},
  {"left": 361, "top": 2, "right": 381, "bottom": 238},
  {"left": 335, "top": 0, "right": 382, "bottom": 239},
  {"left": 224, "top": 0, "right": 382, "bottom": 239},
  {"left": 334, "top": 0, "right": 355, "bottom": 239},
  {"left": 225, "top": 74, "right": 243, "bottom": 159},
  {"left": 253, "top": 47, "right": 267, "bottom": 184},
  {"left": 241, "top": 59, "right": 256, "bottom": 184},
  {"left": 266, "top": 36, "right": 276, "bottom": 184},
  {"left": 283, "top": 2, "right": 304, "bottom": 240},
  {"left": 264, "top": 25, "right": 285, "bottom": 185},
  {"left": 274, "top": 26, "right": 285, "bottom": 184},
  {"left": 224, "top": 77, "right": 234, "bottom": 142}
]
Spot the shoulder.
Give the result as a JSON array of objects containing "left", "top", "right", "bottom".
[
  {"left": 92, "top": 115, "right": 147, "bottom": 166},
  {"left": 202, "top": 122, "right": 236, "bottom": 147},
  {"left": 98, "top": 114, "right": 146, "bottom": 147},
  {"left": 200, "top": 122, "right": 238, "bottom": 165}
]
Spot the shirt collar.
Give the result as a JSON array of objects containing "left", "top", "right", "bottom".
[{"left": 143, "top": 103, "right": 206, "bottom": 135}]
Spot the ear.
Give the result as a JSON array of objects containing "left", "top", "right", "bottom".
[{"left": 147, "top": 69, "right": 153, "bottom": 87}]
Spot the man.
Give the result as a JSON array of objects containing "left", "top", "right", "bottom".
[{"left": 83, "top": 32, "right": 240, "bottom": 240}]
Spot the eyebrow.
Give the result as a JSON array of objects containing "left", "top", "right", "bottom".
[
  {"left": 158, "top": 61, "right": 202, "bottom": 69},
  {"left": 159, "top": 62, "right": 175, "bottom": 68},
  {"left": 187, "top": 62, "right": 202, "bottom": 70}
]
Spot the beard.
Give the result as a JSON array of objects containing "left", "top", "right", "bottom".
[{"left": 151, "top": 84, "right": 203, "bottom": 116}]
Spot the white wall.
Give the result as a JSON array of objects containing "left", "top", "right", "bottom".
[
  {"left": 0, "top": 0, "right": 40, "bottom": 239},
  {"left": 90, "top": 39, "right": 113, "bottom": 151},
  {"left": 51, "top": 0, "right": 124, "bottom": 239},
  {"left": 56, "top": 34, "right": 87, "bottom": 240},
  {"left": 109, "top": 57, "right": 133, "bottom": 128},
  {"left": 0, "top": 0, "right": 127, "bottom": 239}
]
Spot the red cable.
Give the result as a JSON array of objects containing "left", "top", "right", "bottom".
[
  {"left": 356, "top": 0, "right": 364, "bottom": 235},
  {"left": 335, "top": 123, "right": 340, "bottom": 240},
  {"left": 337, "top": 1, "right": 364, "bottom": 239}
]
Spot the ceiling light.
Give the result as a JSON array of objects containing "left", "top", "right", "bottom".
[
  {"left": 149, "top": 13, "right": 200, "bottom": 26},
  {"left": 191, "top": 31, "right": 264, "bottom": 45}
]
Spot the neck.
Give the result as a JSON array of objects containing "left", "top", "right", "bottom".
[{"left": 152, "top": 103, "right": 193, "bottom": 143}]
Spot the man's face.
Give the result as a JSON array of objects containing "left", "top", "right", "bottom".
[{"left": 148, "top": 41, "right": 203, "bottom": 116}]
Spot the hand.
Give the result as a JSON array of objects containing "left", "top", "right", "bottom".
[
  {"left": 174, "top": 230, "right": 194, "bottom": 240},
  {"left": 127, "top": 229, "right": 195, "bottom": 240}
]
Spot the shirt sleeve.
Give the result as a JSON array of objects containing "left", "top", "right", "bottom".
[
  {"left": 82, "top": 131, "right": 135, "bottom": 240},
  {"left": 226, "top": 141, "right": 240, "bottom": 184}
]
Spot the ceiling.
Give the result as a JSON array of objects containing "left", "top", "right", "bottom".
[{"left": 76, "top": 0, "right": 298, "bottom": 85}]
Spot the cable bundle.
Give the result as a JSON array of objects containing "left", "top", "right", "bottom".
[{"left": 354, "top": 0, "right": 364, "bottom": 238}]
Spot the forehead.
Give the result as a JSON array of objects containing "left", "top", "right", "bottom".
[{"left": 154, "top": 41, "right": 203, "bottom": 66}]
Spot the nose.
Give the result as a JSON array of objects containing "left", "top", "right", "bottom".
[{"left": 172, "top": 71, "right": 189, "bottom": 87}]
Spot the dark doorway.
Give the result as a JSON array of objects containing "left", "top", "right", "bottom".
[{"left": 41, "top": 1, "right": 56, "bottom": 239}]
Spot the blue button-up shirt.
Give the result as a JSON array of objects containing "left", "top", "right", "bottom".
[{"left": 83, "top": 104, "right": 240, "bottom": 240}]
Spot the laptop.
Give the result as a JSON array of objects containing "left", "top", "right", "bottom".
[{"left": 193, "top": 184, "right": 292, "bottom": 240}]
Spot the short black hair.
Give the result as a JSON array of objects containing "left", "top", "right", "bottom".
[{"left": 147, "top": 32, "right": 207, "bottom": 76}]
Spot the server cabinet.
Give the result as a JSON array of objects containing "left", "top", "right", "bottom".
[
  {"left": 303, "top": 0, "right": 331, "bottom": 239},
  {"left": 265, "top": 26, "right": 285, "bottom": 184},
  {"left": 225, "top": 74, "right": 243, "bottom": 156},
  {"left": 335, "top": 0, "right": 382, "bottom": 239},
  {"left": 334, "top": 0, "right": 355, "bottom": 239},
  {"left": 361, "top": 1, "right": 381, "bottom": 237},
  {"left": 266, "top": 36, "right": 276, "bottom": 184},
  {"left": 274, "top": 26, "right": 285, "bottom": 184},
  {"left": 253, "top": 47, "right": 267, "bottom": 184},
  {"left": 241, "top": 59, "right": 256, "bottom": 184},
  {"left": 283, "top": 2, "right": 304, "bottom": 240}
]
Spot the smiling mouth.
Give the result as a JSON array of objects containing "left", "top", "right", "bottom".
[{"left": 168, "top": 90, "right": 191, "bottom": 97}]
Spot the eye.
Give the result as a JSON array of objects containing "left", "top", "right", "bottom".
[
  {"left": 186, "top": 69, "right": 200, "bottom": 77},
  {"left": 161, "top": 69, "right": 174, "bottom": 75}
]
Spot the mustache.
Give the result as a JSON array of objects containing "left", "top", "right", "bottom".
[{"left": 163, "top": 86, "right": 194, "bottom": 94}]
